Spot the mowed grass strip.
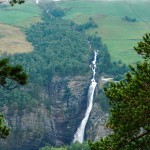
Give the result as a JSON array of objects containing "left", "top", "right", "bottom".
[
  {"left": 0, "top": 24, "right": 33, "bottom": 54},
  {"left": 56, "top": 0, "right": 150, "bottom": 64}
]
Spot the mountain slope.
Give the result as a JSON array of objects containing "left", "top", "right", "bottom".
[{"left": 56, "top": 0, "right": 150, "bottom": 64}]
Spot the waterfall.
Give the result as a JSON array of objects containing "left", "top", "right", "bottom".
[
  {"left": 35, "top": 0, "right": 39, "bottom": 4},
  {"left": 73, "top": 49, "right": 98, "bottom": 143}
]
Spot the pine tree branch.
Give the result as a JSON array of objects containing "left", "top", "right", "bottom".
[{"left": 131, "top": 131, "right": 150, "bottom": 142}]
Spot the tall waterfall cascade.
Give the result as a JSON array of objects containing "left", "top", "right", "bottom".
[{"left": 73, "top": 48, "right": 98, "bottom": 143}]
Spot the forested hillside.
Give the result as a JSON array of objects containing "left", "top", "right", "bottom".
[
  {"left": 0, "top": 4, "right": 128, "bottom": 112},
  {"left": 0, "top": 1, "right": 139, "bottom": 150}
]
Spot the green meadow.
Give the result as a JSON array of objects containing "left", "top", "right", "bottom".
[
  {"left": 0, "top": 1, "right": 41, "bottom": 28},
  {"left": 56, "top": 0, "right": 150, "bottom": 64},
  {"left": 0, "top": 0, "right": 150, "bottom": 63},
  {"left": 0, "top": 1, "right": 41, "bottom": 53}
]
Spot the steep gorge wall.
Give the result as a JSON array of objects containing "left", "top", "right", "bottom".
[
  {"left": 1, "top": 104, "right": 54, "bottom": 150},
  {"left": 86, "top": 77, "right": 111, "bottom": 141},
  {"left": 0, "top": 71, "right": 112, "bottom": 150},
  {"left": 1, "top": 75, "right": 103, "bottom": 150},
  {"left": 48, "top": 75, "right": 90, "bottom": 145}
]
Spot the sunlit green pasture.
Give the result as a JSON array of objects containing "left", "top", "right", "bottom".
[
  {"left": 56, "top": 0, "right": 150, "bottom": 64},
  {"left": 0, "top": 1, "right": 41, "bottom": 28}
]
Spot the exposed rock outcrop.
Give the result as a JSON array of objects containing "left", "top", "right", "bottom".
[
  {"left": 0, "top": 75, "right": 92, "bottom": 149},
  {"left": 86, "top": 103, "right": 110, "bottom": 141},
  {"left": 0, "top": 74, "right": 111, "bottom": 150},
  {"left": 48, "top": 75, "right": 90, "bottom": 145}
]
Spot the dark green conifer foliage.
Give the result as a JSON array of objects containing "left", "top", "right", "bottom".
[
  {"left": 134, "top": 33, "right": 150, "bottom": 59},
  {"left": 0, "top": 0, "right": 25, "bottom": 5},
  {"left": 0, "top": 58, "right": 28, "bottom": 139},
  {"left": 89, "top": 34, "right": 150, "bottom": 150},
  {"left": 0, "top": 58, "right": 28, "bottom": 88},
  {"left": 9, "top": 0, "right": 25, "bottom": 5},
  {"left": 0, "top": 114, "right": 10, "bottom": 139}
]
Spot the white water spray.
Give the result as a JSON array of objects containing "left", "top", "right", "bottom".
[
  {"left": 35, "top": 0, "right": 39, "bottom": 4},
  {"left": 73, "top": 49, "right": 98, "bottom": 143}
]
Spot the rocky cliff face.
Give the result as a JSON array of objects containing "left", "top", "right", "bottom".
[
  {"left": 0, "top": 75, "right": 110, "bottom": 150},
  {"left": 86, "top": 76, "right": 112, "bottom": 141},
  {"left": 48, "top": 75, "right": 90, "bottom": 146},
  {"left": 86, "top": 103, "right": 110, "bottom": 141},
  {"left": 0, "top": 75, "right": 87, "bottom": 149},
  {"left": 1, "top": 104, "right": 54, "bottom": 150}
]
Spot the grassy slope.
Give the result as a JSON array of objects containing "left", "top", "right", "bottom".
[
  {"left": 0, "top": 1, "right": 41, "bottom": 28},
  {"left": 0, "top": 23, "right": 33, "bottom": 53},
  {"left": 0, "top": 1, "right": 41, "bottom": 53},
  {"left": 56, "top": 0, "right": 150, "bottom": 64}
]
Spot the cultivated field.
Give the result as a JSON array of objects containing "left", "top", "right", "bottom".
[
  {"left": 0, "top": 23, "right": 33, "bottom": 53},
  {"left": 0, "top": 1, "right": 41, "bottom": 54}
]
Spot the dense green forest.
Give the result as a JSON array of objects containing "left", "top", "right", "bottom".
[
  {"left": 39, "top": 141, "right": 90, "bottom": 150},
  {"left": 0, "top": 3, "right": 132, "bottom": 150},
  {"left": 0, "top": 5, "right": 128, "bottom": 111}
]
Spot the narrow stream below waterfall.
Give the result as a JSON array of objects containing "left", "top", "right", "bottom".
[{"left": 73, "top": 46, "right": 98, "bottom": 143}]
